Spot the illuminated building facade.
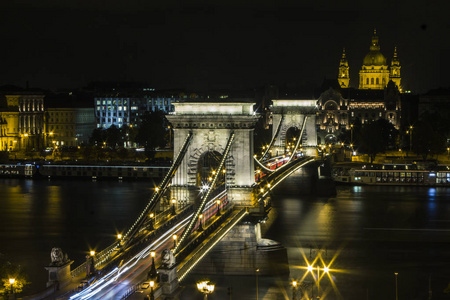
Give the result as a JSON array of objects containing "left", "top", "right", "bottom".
[
  {"left": 316, "top": 81, "right": 401, "bottom": 144},
  {"left": 45, "top": 108, "right": 76, "bottom": 147},
  {"left": 94, "top": 96, "right": 176, "bottom": 129},
  {"left": 337, "top": 30, "right": 402, "bottom": 91},
  {"left": 0, "top": 91, "right": 45, "bottom": 151}
]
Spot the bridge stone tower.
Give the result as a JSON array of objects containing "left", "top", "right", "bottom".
[
  {"left": 166, "top": 101, "right": 259, "bottom": 207},
  {"left": 271, "top": 99, "right": 318, "bottom": 156}
]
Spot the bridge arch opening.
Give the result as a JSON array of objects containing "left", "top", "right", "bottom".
[
  {"left": 285, "top": 126, "right": 301, "bottom": 150},
  {"left": 196, "top": 150, "right": 225, "bottom": 187}
]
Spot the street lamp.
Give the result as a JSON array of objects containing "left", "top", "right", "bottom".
[
  {"left": 9, "top": 278, "right": 15, "bottom": 298},
  {"left": 198, "top": 214, "right": 204, "bottom": 231},
  {"left": 409, "top": 125, "right": 413, "bottom": 152},
  {"left": 149, "top": 251, "right": 157, "bottom": 279},
  {"left": 171, "top": 198, "right": 176, "bottom": 215},
  {"left": 292, "top": 280, "right": 298, "bottom": 300},
  {"left": 256, "top": 268, "right": 260, "bottom": 300},
  {"left": 117, "top": 234, "right": 122, "bottom": 240},
  {"left": 172, "top": 234, "right": 177, "bottom": 249},
  {"left": 350, "top": 124, "right": 354, "bottom": 145},
  {"left": 149, "top": 213, "right": 155, "bottom": 230},
  {"left": 395, "top": 272, "right": 399, "bottom": 300},
  {"left": 197, "top": 281, "right": 215, "bottom": 300},
  {"left": 216, "top": 199, "right": 221, "bottom": 216},
  {"left": 149, "top": 280, "right": 155, "bottom": 300},
  {"left": 306, "top": 264, "right": 329, "bottom": 299}
]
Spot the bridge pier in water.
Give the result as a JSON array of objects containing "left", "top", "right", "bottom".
[{"left": 189, "top": 221, "right": 290, "bottom": 277}]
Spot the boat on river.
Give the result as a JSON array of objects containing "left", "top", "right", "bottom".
[{"left": 332, "top": 163, "right": 450, "bottom": 186}]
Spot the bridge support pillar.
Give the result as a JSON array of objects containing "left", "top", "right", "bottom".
[
  {"left": 170, "top": 186, "right": 198, "bottom": 207},
  {"left": 228, "top": 187, "right": 253, "bottom": 207},
  {"left": 191, "top": 222, "right": 289, "bottom": 276},
  {"left": 44, "top": 260, "right": 73, "bottom": 290},
  {"left": 158, "top": 265, "right": 179, "bottom": 297}
]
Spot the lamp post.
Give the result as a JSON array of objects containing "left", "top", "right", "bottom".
[
  {"left": 216, "top": 199, "right": 221, "bottom": 216},
  {"left": 292, "top": 280, "right": 298, "bottom": 300},
  {"left": 395, "top": 272, "right": 399, "bottom": 300},
  {"left": 256, "top": 268, "right": 260, "bottom": 300},
  {"left": 167, "top": 125, "right": 172, "bottom": 148},
  {"left": 9, "top": 278, "right": 15, "bottom": 299},
  {"left": 172, "top": 234, "right": 177, "bottom": 249},
  {"left": 149, "top": 213, "right": 154, "bottom": 231},
  {"left": 198, "top": 214, "right": 204, "bottom": 231},
  {"left": 306, "top": 264, "right": 329, "bottom": 299},
  {"left": 171, "top": 198, "right": 176, "bottom": 215},
  {"left": 149, "top": 280, "right": 155, "bottom": 300},
  {"left": 197, "top": 281, "right": 215, "bottom": 300},
  {"left": 350, "top": 124, "right": 354, "bottom": 145},
  {"left": 149, "top": 251, "right": 157, "bottom": 279},
  {"left": 409, "top": 125, "right": 413, "bottom": 152}
]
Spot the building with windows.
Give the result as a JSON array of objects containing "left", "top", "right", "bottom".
[
  {"left": 0, "top": 89, "right": 45, "bottom": 151},
  {"left": 94, "top": 95, "right": 176, "bottom": 129},
  {"left": 45, "top": 108, "right": 76, "bottom": 148},
  {"left": 316, "top": 81, "right": 401, "bottom": 145},
  {"left": 75, "top": 108, "right": 96, "bottom": 145},
  {"left": 338, "top": 30, "right": 402, "bottom": 92}
]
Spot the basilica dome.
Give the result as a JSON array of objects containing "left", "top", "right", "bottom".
[{"left": 363, "top": 50, "right": 387, "bottom": 66}]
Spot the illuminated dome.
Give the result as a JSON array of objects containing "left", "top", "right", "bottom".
[
  {"left": 362, "top": 30, "right": 387, "bottom": 66},
  {"left": 363, "top": 50, "right": 386, "bottom": 66}
]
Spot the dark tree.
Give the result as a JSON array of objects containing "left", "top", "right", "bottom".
[
  {"left": 358, "top": 119, "right": 398, "bottom": 163},
  {"left": 135, "top": 110, "right": 166, "bottom": 160},
  {"left": 412, "top": 121, "right": 447, "bottom": 161},
  {"left": 105, "top": 125, "right": 122, "bottom": 148},
  {"left": 89, "top": 128, "right": 105, "bottom": 146}
]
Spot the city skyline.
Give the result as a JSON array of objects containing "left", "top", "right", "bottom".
[{"left": 1, "top": 1, "right": 449, "bottom": 93}]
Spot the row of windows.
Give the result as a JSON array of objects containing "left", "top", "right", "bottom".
[
  {"left": 50, "top": 125, "right": 75, "bottom": 130},
  {"left": 355, "top": 171, "right": 450, "bottom": 178},
  {"left": 50, "top": 112, "right": 74, "bottom": 116},
  {"left": 49, "top": 118, "right": 74, "bottom": 123},
  {"left": 363, "top": 77, "right": 386, "bottom": 85}
]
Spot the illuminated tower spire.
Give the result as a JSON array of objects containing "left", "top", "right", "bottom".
[
  {"left": 389, "top": 46, "right": 402, "bottom": 92},
  {"left": 370, "top": 28, "right": 380, "bottom": 51},
  {"left": 338, "top": 48, "right": 350, "bottom": 88}
]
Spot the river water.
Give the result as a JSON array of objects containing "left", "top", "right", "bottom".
[{"left": 1, "top": 177, "right": 450, "bottom": 299}]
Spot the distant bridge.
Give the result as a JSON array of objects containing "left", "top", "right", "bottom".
[{"left": 43, "top": 100, "right": 319, "bottom": 300}]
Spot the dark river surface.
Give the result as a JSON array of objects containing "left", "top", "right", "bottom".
[{"left": 1, "top": 175, "right": 450, "bottom": 299}]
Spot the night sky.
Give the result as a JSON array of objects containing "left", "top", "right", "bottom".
[{"left": 1, "top": 0, "right": 449, "bottom": 93}]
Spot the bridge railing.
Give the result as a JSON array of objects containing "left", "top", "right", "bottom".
[
  {"left": 70, "top": 240, "right": 120, "bottom": 278},
  {"left": 120, "top": 283, "right": 140, "bottom": 300},
  {"left": 177, "top": 207, "right": 248, "bottom": 281}
]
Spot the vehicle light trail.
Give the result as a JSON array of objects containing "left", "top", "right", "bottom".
[{"left": 70, "top": 196, "right": 224, "bottom": 299}]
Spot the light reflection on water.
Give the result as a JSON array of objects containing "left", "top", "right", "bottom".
[{"left": 0, "top": 179, "right": 154, "bottom": 294}]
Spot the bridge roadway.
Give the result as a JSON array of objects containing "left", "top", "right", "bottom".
[
  {"left": 54, "top": 191, "right": 227, "bottom": 300},
  {"left": 54, "top": 153, "right": 316, "bottom": 300}
]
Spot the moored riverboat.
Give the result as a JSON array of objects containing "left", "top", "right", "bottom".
[
  {"left": 333, "top": 163, "right": 450, "bottom": 186},
  {"left": 0, "top": 163, "right": 37, "bottom": 178}
]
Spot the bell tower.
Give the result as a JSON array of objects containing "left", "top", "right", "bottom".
[
  {"left": 389, "top": 47, "right": 402, "bottom": 92},
  {"left": 338, "top": 48, "right": 350, "bottom": 88}
]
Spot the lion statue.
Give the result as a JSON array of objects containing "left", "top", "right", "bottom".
[
  {"left": 161, "top": 249, "right": 175, "bottom": 268},
  {"left": 50, "top": 248, "right": 65, "bottom": 266}
]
